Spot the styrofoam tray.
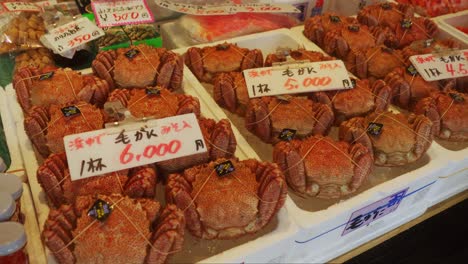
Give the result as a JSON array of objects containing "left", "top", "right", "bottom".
[
  {"left": 433, "top": 10, "right": 468, "bottom": 43},
  {"left": 174, "top": 28, "right": 467, "bottom": 263},
  {"left": 0, "top": 88, "right": 26, "bottom": 180},
  {"left": 5, "top": 68, "right": 299, "bottom": 263}
]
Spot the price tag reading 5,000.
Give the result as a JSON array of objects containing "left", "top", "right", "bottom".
[
  {"left": 243, "top": 60, "right": 353, "bottom": 98},
  {"left": 64, "top": 113, "right": 207, "bottom": 181},
  {"left": 92, "top": 0, "right": 154, "bottom": 27}
]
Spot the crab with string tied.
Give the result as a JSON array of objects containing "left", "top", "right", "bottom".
[
  {"left": 92, "top": 44, "right": 184, "bottom": 90},
  {"left": 42, "top": 194, "right": 185, "bottom": 264},
  {"left": 184, "top": 42, "right": 264, "bottom": 84},
  {"left": 166, "top": 158, "right": 287, "bottom": 240},
  {"left": 13, "top": 66, "right": 110, "bottom": 113},
  {"left": 273, "top": 135, "right": 373, "bottom": 199},
  {"left": 37, "top": 152, "right": 157, "bottom": 208},
  {"left": 303, "top": 12, "right": 358, "bottom": 48},
  {"left": 339, "top": 111, "right": 434, "bottom": 167},
  {"left": 104, "top": 87, "right": 237, "bottom": 173},
  {"left": 357, "top": 2, "right": 415, "bottom": 32}
]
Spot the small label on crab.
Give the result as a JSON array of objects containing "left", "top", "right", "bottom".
[
  {"left": 380, "top": 2, "right": 392, "bottom": 10},
  {"left": 351, "top": 79, "right": 357, "bottom": 88},
  {"left": 278, "top": 129, "right": 296, "bottom": 141},
  {"left": 329, "top": 15, "right": 341, "bottom": 23},
  {"left": 358, "top": 0, "right": 367, "bottom": 10},
  {"left": 214, "top": 160, "right": 235, "bottom": 177},
  {"left": 61, "top": 106, "right": 81, "bottom": 117},
  {"left": 406, "top": 65, "right": 418, "bottom": 76},
  {"left": 401, "top": 19, "right": 413, "bottom": 29},
  {"left": 449, "top": 93, "right": 464, "bottom": 102},
  {"left": 125, "top": 49, "right": 140, "bottom": 59},
  {"left": 381, "top": 47, "right": 393, "bottom": 53},
  {"left": 348, "top": 25, "right": 360, "bottom": 32},
  {"left": 39, "top": 71, "right": 54, "bottom": 80},
  {"left": 145, "top": 87, "right": 160, "bottom": 96},
  {"left": 367, "top": 122, "right": 383, "bottom": 136},
  {"left": 88, "top": 199, "right": 112, "bottom": 222}
]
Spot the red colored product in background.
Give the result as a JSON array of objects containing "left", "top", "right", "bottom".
[
  {"left": 455, "top": 26, "right": 468, "bottom": 34},
  {"left": 0, "top": 249, "right": 28, "bottom": 264},
  {"left": 397, "top": 0, "right": 468, "bottom": 17}
]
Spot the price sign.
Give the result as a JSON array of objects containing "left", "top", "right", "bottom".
[
  {"left": 64, "top": 113, "right": 207, "bottom": 181},
  {"left": 1, "top": 2, "right": 41, "bottom": 12},
  {"left": 42, "top": 17, "right": 104, "bottom": 53},
  {"left": 244, "top": 60, "right": 352, "bottom": 98},
  {"left": 342, "top": 188, "right": 408, "bottom": 236},
  {"left": 92, "top": 0, "right": 154, "bottom": 28},
  {"left": 409, "top": 49, "right": 468, "bottom": 81},
  {"left": 34, "top": 1, "right": 58, "bottom": 9},
  {"left": 153, "top": 0, "right": 300, "bottom": 15}
]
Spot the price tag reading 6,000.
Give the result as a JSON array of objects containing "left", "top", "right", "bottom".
[{"left": 64, "top": 113, "right": 207, "bottom": 181}]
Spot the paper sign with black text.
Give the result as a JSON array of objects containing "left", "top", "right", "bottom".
[
  {"left": 92, "top": 0, "right": 154, "bottom": 28},
  {"left": 409, "top": 49, "right": 468, "bottom": 81},
  {"left": 2, "top": 2, "right": 41, "bottom": 12}
]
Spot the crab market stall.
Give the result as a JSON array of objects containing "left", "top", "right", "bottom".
[{"left": 0, "top": 0, "right": 467, "bottom": 263}]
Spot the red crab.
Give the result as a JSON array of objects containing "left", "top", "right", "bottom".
[
  {"left": 43, "top": 194, "right": 185, "bottom": 264},
  {"left": 166, "top": 158, "right": 286, "bottom": 239},
  {"left": 274, "top": 135, "right": 373, "bottom": 199},
  {"left": 303, "top": 13, "right": 357, "bottom": 47},
  {"left": 184, "top": 42, "right": 263, "bottom": 83},
  {"left": 13, "top": 66, "right": 109, "bottom": 112},
  {"left": 37, "top": 152, "right": 157, "bottom": 208},
  {"left": 357, "top": 2, "right": 414, "bottom": 31},
  {"left": 92, "top": 44, "right": 183, "bottom": 90}
]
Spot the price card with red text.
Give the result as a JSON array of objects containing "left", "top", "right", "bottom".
[
  {"left": 153, "top": 0, "right": 299, "bottom": 15},
  {"left": 64, "top": 113, "right": 207, "bottom": 181},
  {"left": 244, "top": 60, "right": 353, "bottom": 98},
  {"left": 92, "top": 0, "right": 154, "bottom": 28},
  {"left": 409, "top": 49, "right": 468, "bottom": 81},
  {"left": 1, "top": 2, "right": 41, "bottom": 12},
  {"left": 42, "top": 17, "right": 104, "bottom": 53}
]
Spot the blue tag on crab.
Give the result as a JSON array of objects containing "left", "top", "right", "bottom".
[
  {"left": 61, "top": 105, "right": 81, "bottom": 117},
  {"left": 145, "top": 87, "right": 161, "bottom": 96},
  {"left": 367, "top": 122, "right": 384, "bottom": 136},
  {"left": 401, "top": 19, "right": 413, "bottom": 29},
  {"left": 407, "top": 65, "right": 418, "bottom": 76},
  {"left": 125, "top": 49, "right": 139, "bottom": 59},
  {"left": 214, "top": 160, "right": 235, "bottom": 177},
  {"left": 449, "top": 93, "right": 464, "bottom": 102},
  {"left": 39, "top": 71, "right": 54, "bottom": 80},
  {"left": 278, "top": 129, "right": 296, "bottom": 141},
  {"left": 88, "top": 199, "right": 112, "bottom": 222}
]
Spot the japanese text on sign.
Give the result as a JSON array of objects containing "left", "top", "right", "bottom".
[
  {"left": 1, "top": 2, "right": 41, "bottom": 12},
  {"left": 42, "top": 17, "right": 104, "bottom": 53},
  {"left": 91, "top": 0, "right": 154, "bottom": 28},
  {"left": 409, "top": 49, "right": 468, "bottom": 81},
  {"left": 244, "top": 60, "right": 353, "bottom": 98},
  {"left": 64, "top": 113, "right": 207, "bottom": 181},
  {"left": 342, "top": 188, "right": 408, "bottom": 236},
  {"left": 153, "top": 0, "right": 299, "bottom": 15}
]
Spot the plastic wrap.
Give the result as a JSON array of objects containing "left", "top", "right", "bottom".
[
  {"left": 96, "top": 24, "right": 159, "bottom": 48},
  {"left": 397, "top": 0, "right": 468, "bottom": 17},
  {"left": 13, "top": 48, "right": 55, "bottom": 73}
]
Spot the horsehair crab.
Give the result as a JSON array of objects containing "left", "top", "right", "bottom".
[
  {"left": 264, "top": 48, "right": 335, "bottom": 66},
  {"left": 303, "top": 12, "right": 357, "bottom": 47},
  {"left": 13, "top": 66, "right": 110, "bottom": 112},
  {"left": 105, "top": 87, "right": 201, "bottom": 120},
  {"left": 92, "top": 44, "right": 183, "bottom": 90},
  {"left": 43, "top": 194, "right": 185, "bottom": 264},
  {"left": 401, "top": 38, "right": 461, "bottom": 63},
  {"left": 339, "top": 111, "right": 433, "bottom": 166},
  {"left": 413, "top": 90, "right": 468, "bottom": 141},
  {"left": 37, "top": 152, "right": 157, "bottom": 208},
  {"left": 184, "top": 42, "right": 263, "bottom": 83},
  {"left": 24, "top": 101, "right": 107, "bottom": 158},
  {"left": 322, "top": 78, "right": 392, "bottom": 125},
  {"left": 357, "top": 2, "right": 414, "bottom": 30},
  {"left": 346, "top": 45, "right": 405, "bottom": 81},
  {"left": 245, "top": 95, "right": 334, "bottom": 143},
  {"left": 273, "top": 135, "right": 373, "bottom": 199},
  {"left": 166, "top": 158, "right": 286, "bottom": 239}
]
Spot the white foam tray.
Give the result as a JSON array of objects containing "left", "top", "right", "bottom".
[
  {"left": 433, "top": 10, "right": 468, "bottom": 48},
  {"left": 5, "top": 70, "right": 299, "bottom": 263},
  {"left": 174, "top": 28, "right": 467, "bottom": 263},
  {"left": 0, "top": 87, "right": 26, "bottom": 180}
]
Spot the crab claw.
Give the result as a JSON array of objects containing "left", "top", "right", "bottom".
[
  {"left": 185, "top": 47, "right": 204, "bottom": 81},
  {"left": 158, "top": 50, "right": 184, "bottom": 91},
  {"left": 273, "top": 141, "right": 307, "bottom": 194},
  {"left": 241, "top": 49, "right": 263, "bottom": 71},
  {"left": 324, "top": 30, "right": 350, "bottom": 58},
  {"left": 92, "top": 50, "right": 117, "bottom": 90},
  {"left": 408, "top": 113, "right": 434, "bottom": 158},
  {"left": 346, "top": 50, "right": 368, "bottom": 79},
  {"left": 384, "top": 68, "right": 411, "bottom": 107},
  {"left": 124, "top": 165, "right": 158, "bottom": 198},
  {"left": 412, "top": 96, "right": 440, "bottom": 138},
  {"left": 245, "top": 98, "right": 273, "bottom": 142},
  {"left": 371, "top": 80, "right": 392, "bottom": 113},
  {"left": 339, "top": 117, "right": 374, "bottom": 157},
  {"left": 176, "top": 94, "right": 201, "bottom": 117},
  {"left": 213, "top": 72, "right": 238, "bottom": 113},
  {"left": 24, "top": 105, "right": 50, "bottom": 157}
]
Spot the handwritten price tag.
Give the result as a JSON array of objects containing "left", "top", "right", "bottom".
[
  {"left": 342, "top": 188, "right": 408, "bottom": 236},
  {"left": 409, "top": 49, "right": 468, "bottom": 81},
  {"left": 64, "top": 113, "right": 207, "bottom": 181},
  {"left": 92, "top": 0, "right": 154, "bottom": 28},
  {"left": 2, "top": 2, "right": 41, "bottom": 12},
  {"left": 42, "top": 17, "right": 104, "bottom": 53},
  {"left": 244, "top": 60, "right": 352, "bottom": 98},
  {"left": 153, "top": 0, "right": 300, "bottom": 15}
]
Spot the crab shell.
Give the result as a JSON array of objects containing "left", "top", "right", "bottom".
[
  {"left": 339, "top": 111, "right": 433, "bottom": 166},
  {"left": 264, "top": 48, "right": 335, "bottom": 66},
  {"left": 401, "top": 39, "right": 461, "bottom": 63},
  {"left": 303, "top": 13, "right": 357, "bottom": 47},
  {"left": 323, "top": 24, "right": 380, "bottom": 59},
  {"left": 324, "top": 79, "right": 392, "bottom": 125},
  {"left": 412, "top": 91, "right": 468, "bottom": 141},
  {"left": 274, "top": 136, "right": 373, "bottom": 199},
  {"left": 166, "top": 158, "right": 286, "bottom": 239},
  {"left": 357, "top": 2, "right": 414, "bottom": 30},
  {"left": 391, "top": 17, "right": 439, "bottom": 49},
  {"left": 346, "top": 46, "right": 405, "bottom": 81},
  {"left": 13, "top": 66, "right": 110, "bottom": 112},
  {"left": 245, "top": 96, "right": 334, "bottom": 143},
  {"left": 106, "top": 87, "right": 201, "bottom": 120},
  {"left": 43, "top": 194, "right": 185, "bottom": 264},
  {"left": 37, "top": 152, "right": 157, "bottom": 208},
  {"left": 92, "top": 44, "right": 184, "bottom": 90},
  {"left": 184, "top": 42, "right": 263, "bottom": 83},
  {"left": 24, "top": 102, "right": 106, "bottom": 158},
  {"left": 385, "top": 67, "right": 442, "bottom": 109}
]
